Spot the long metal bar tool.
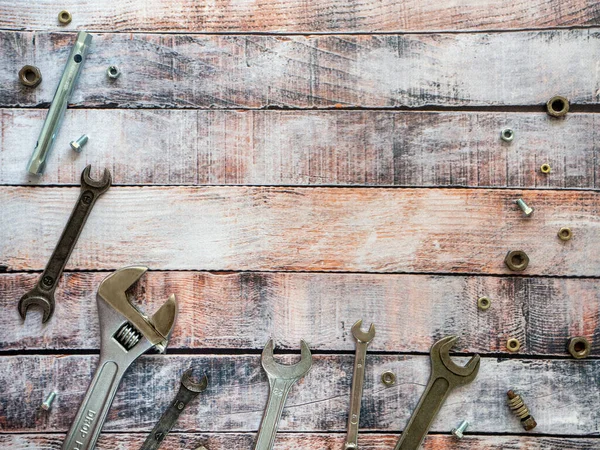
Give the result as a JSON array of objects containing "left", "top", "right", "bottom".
[{"left": 27, "top": 31, "right": 92, "bottom": 175}]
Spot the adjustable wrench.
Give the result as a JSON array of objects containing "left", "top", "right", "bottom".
[
  {"left": 345, "top": 320, "right": 375, "bottom": 449},
  {"left": 140, "top": 368, "right": 208, "bottom": 450},
  {"left": 62, "top": 266, "right": 178, "bottom": 450},
  {"left": 18, "top": 165, "right": 111, "bottom": 323},
  {"left": 254, "top": 339, "right": 312, "bottom": 450},
  {"left": 394, "top": 336, "right": 480, "bottom": 450}
]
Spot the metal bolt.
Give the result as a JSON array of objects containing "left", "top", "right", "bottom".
[
  {"left": 500, "top": 128, "right": 514, "bottom": 142},
  {"left": 70, "top": 135, "right": 88, "bottom": 153},
  {"left": 451, "top": 419, "right": 469, "bottom": 438},
  {"left": 41, "top": 391, "right": 57, "bottom": 410},
  {"left": 515, "top": 199, "right": 534, "bottom": 217}
]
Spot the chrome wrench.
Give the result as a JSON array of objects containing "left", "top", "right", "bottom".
[
  {"left": 345, "top": 320, "right": 376, "bottom": 449},
  {"left": 62, "top": 266, "right": 178, "bottom": 450},
  {"left": 254, "top": 339, "right": 312, "bottom": 450},
  {"left": 18, "top": 165, "right": 111, "bottom": 323}
]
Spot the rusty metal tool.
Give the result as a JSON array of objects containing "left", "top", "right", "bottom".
[
  {"left": 345, "top": 319, "right": 375, "bottom": 450},
  {"left": 18, "top": 165, "right": 111, "bottom": 323},
  {"left": 394, "top": 336, "right": 480, "bottom": 450},
  {"left": 254, "top": 339, "right": 312, "bottom": 450},
  {"left": 61, "top": 266, "right": 178, "bottom": 450},
  {"left": 140, "top": 368, "right": 208, "bottom": 450}
]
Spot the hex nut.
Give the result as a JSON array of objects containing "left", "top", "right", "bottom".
[
  {"left": 567, "top": 337, "right": 591, "bottom": 359},
  {"left": 504, "top": 250, "right": 529, "bottom": 272},
  {"left": 507, "top": 338, "right": 521, "bottom": 352},
  {"left": 546, "top": 96, "right": 569, "bottom": 117},
  {"left": 107, "top": 65, "right": 121, "bottom": 79},
  {"left": 522, "top": 416, "right": 538, "bottom": 431},
  {"left": 477, "top": 296, "right": 491, "bottom": 311},
  {"left": 540, "top": 164, "right": 552, "bottom": 174},
  {"left": 58, "top": 10, "right": 72, "bottom": 25},
  {"left": 381, "top": 371, "right": 396, "bottom": 386},
  {"left": 558, "top": 227, "right": 572, "bottom": 241},
  {"left": 500, "top": 128, "right": 514, "bottom": 142},
  {"left": 19, "top": 65, "right": 42, "bottom": 88}
]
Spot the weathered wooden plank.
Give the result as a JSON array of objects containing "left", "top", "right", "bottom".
[
  {"left": 3, "top": 30, "right": 600, "bottom": 108},
  {"left": 1, "top": 186, "right": 598, "bottom": 275},
  {"left": 1, "top": 272, "right": 598, "bottom": 356},
  {"left": 2, "top": 433, "right": 599, "bottom": 450},
  {"left": 1, "top": 354, "right": 598, "bottom": 434},
  {"left": 2, "top": 109, "right": 597, "bottom": 189},
  {"left": 1, "top": 0, "right": 599, "bottom": 33}
]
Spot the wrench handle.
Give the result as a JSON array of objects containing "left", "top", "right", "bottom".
[
  {"left": 394, "top": 376, "right": 452, "bottom": 450},
  {"left": 254, "top": 377, "right": 297, "bottom": 450},
  {"left": 344, "top": 341, "right": 370, "bottom": 449}
]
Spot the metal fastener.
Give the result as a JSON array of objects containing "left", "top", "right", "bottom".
[
  {"left": 58, "top": 10, "right": 72, "bottom": 24},
  {"left": 19, "top": 65, "right": 42, "bottom": 88},
  {"left": 567, "top": 337, "right": 591, "bottom": 359},
  {"left": 41, "top": 391, "right": 57, "bottom": 411},
  {"left": 507, "top": 390, "right": 537, "bottom": 431},
  {"left": 381, "top": 371, "right": 396, "bottom": 386},
  {"left": 107, "top": 65, "right": 121, "bottom": 79},
  {"left": 451, "top": 420, "right": 469, "bottom": 438},
  {"left": 477, "top": 296, "right": 491, "bottom": 311},
  {"left": 546, "top": 96, "right": 569, "bottom": 117},
  {"left": 540, "top": 164, "right": 552, "bottom": 174},
  {"left": 500, "top": 128, "right": 514, "bottom": 142},
  {"left": 558, "top": 227, "right": 572, "bottom": 241},
  {"left": 507, "top": 338, "right": 521, "bottom": 352},
  {"left": 515, "top": 199, "right": 534, "bottom": 217},
  {"left": 504, "top": 250, "right": 529, "bottom": 272},
  {"left": 70, "top": 134, "right": 88, "bottom": 153}
]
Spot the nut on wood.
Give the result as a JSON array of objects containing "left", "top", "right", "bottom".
[
  {"left": 546, "top": 96, "right": 569, "bottom": 117},
  {"left": 477, "top": 297, "right": 491, "bottom": 310},
  {"left": 19, "top": 65, "right": 42, "bottom": 87},
  {"left": 507, "top": 338, "right": 521, "bottom": 352},
  {"left": 567, "top": 337, "right": 590, "bottom": 359},
  {"left": 58, "top": 10, "right": 72, "bottom": 24},
  {"left": 504, "top": 250, "right": 529, "bottom": 271},
  {"left": 558, "top": 227, "right": 572, "bottom": 241}
]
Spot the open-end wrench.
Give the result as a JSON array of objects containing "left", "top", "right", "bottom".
[
  {"left": 394, "top": 336, "right": 480, "bottom": 450},
  {"left": 18, "top": 165, "right": 111, "bottom": 323},
  {"left": 254, "top": 339, "right": 313, "bottom": 450},
  {"left": 140, "top": 368, "right": 208, "bottom": 450},
  {"left": 345, "top": 320, "right": 376, "bottom": 449},
  {"left": 62, "top": 266, "right": 178, "bottom": 450}
]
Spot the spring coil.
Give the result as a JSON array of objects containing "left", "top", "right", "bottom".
[
  {"left": 507, "top": 390, "right": 530, "bottom": 419},
  {"left": 115, "top": 323, "right": 142, "bottom": 350}
]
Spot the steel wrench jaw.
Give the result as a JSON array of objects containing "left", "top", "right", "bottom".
[
  {"left": 182, "top": 368, "right": 209, "bottom": 393},
  {"left": 261, "top": 339, "right": 313, "bottom": 380},
  {"left": 432, "top": 335, "right": 481, "bottom": 383},
  {"left": 18, "top": 290, "right": 53, "bottom": 323},
  {"left": 81, "top": 165, "right": 112, "bottom": 193},
  {"left": 351, "top": 319, "right": 376, "bottom": 343}
]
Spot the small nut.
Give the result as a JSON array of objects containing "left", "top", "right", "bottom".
[
  {"left": 540, "top": 164, "right": 552, "bottom": 174},
  {"left": 504, "top": 250, "right": 529, "bottom": 272},
  {"left": 500, "top": 128, "right": 514, "bottom": 142},
  {"left": 558, "top": 227, "right": 572, "bottom": 241},
  {"left": 19, "top": 65, "right": 42, "bottom": 88},
  {"left": 567, "top": 337, "right": 590, "bottom": 359},
  {"left": 521, "top": 416, "right": 538, "bottom": 431},
  {"left": 546, "top": 96, "right": 569, "bottom": 118},
  {"left": 477, "top": 296, "right": 491, "bottom": 311},
  {"left": 107, "top": 65, "right": 121, "bottom": 79},
  {"left": 507, "top": 338, "right": 521, "bottom": 352},
  {"left": 381, "top": 371, "right": 396, "bottom": 386},
  {"left": 58, "top": 10, "right": 72, "bottom": 25}
]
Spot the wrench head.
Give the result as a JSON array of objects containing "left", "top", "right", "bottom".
[
  {"left": 351, "top": 319, "right": 376, "bottom": 343},
  {"left": 431, "top": 335, "right": 480, "bottom": 385},
  {"left": 181, "top": 368, "right": 209, "bottom": 393},
  {"left": 81, "top": 165, "right": 112, "bottom": 194},
  {"left": 261, "top": 339, "right": 313, "bottom": 380},
  {"left": 18, "top": 290, "right": 54, "bottom": 323}
]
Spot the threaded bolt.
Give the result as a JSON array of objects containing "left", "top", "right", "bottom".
[
  {"left": 515, "top": 199, "right": 534, "bottom": 217},
  {"left": 70, "top": 134, "right": 88, "bottom": 153},
  {"left": 507, "top": 390, "right": 537, "bottom": 431},
  {"left": 451, "top": 419, "right": 469, "bottom": 438},
  {"left": 41, "top": 391, "right": 57, "bottom": 411}
]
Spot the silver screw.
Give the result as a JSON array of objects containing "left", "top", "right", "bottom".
[
  {"left": 70, "top": 134, "right": 88, "bottom": 153},
  {"left": 41, "top": 391, "right": 57, "bottom": 411},
  {"left": 515, "top": 199, "right": 534, "bottom": 216},
  {"left": 451, "top": 419, "right": 469, "bottom": 438}
]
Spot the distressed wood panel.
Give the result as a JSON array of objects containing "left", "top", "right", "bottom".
[
  {"left": 3, "top": 30, "right": 600, "bottom": 108},
  {"left": 1, "top": 0, "right": 599, "bottom": 33},
  {"left": 1, "top": 272, "right": 599, "bottom": 356},
  {"left": 1, "top": 187, "right": 599, "bottom": 275},
  {"left": 2, "top": 109, "right": 597, "bottom": 189},
  {"left": 2, "top": 433, "right": 599, "bottom": 450},
  {"left": 1, "top": 354, "right": 599, "bottom": 434}
]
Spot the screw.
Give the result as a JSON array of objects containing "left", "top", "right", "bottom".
[
  {"left": 515, "top": 199, "right": 534, "bottom": 217},
  {"left": 500, "top": 128, "right": 514, "bottom": 142},
  {"left": 70, "top": 135, "right": 88, "bottom": 153},
  {"left": 41, "top": 391, "right": 57, "bottom": 411},
  {"left": 451, "top": 419, "right": 469, "bottom": 438}
]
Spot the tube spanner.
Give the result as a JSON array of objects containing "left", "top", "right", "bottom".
[
  {"left": 345, "top": 319, "right": 375, "bottom": 449},
  {"left": 18, "top": 165, "right": 111, "bottom": 323},
  {"left": 62, "top": 266, "right": 178, "bottom": 450},
  {"left": 254, "top": 339, "right": 312, "bottom": 450},
  {"left": 140, "top": 368, "right": 208, "bottom": 450},
  {"left": 394, "top": 335, "right": 480, "bottom": 450}
]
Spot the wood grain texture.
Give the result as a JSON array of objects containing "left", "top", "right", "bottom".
[
  {"left": 1, "top": 354, "right": 599, "bottom": 434},
  {"left": 1, "top": 0, "right": 599, "bottom": 33},
  {"left": 1, "top": 186, "right": 599, "bottom": 275},
  {"left": 2, "top": 109, "right": 598, "bottom": 189},
  {"left": 3, "top": 30, "right": 600, "bottom": 109},
  {"left": 1, "top": 272, "right": 599, "bottom": 356},
  {"left": 2, "top": 433, "right": 599, "bottom": 450}
]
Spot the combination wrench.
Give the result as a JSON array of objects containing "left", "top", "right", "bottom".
[
  {"left": 18, "top": 165, "right": 111, "bottom": 323},
  {"left": 254, "top": 339, "right": 313, "bottom": 450},
  {"left": 140, "top": 368, "right": 208, "bottom": 450},
  {"left": 345, "top": 319, "right": 375, "bottom": 449},
  {"left": 394, "top": 336, "right": 480, "bottom": 450},
  {"left": 62, "top": 266, "right": 178, "bottom": 450}
]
